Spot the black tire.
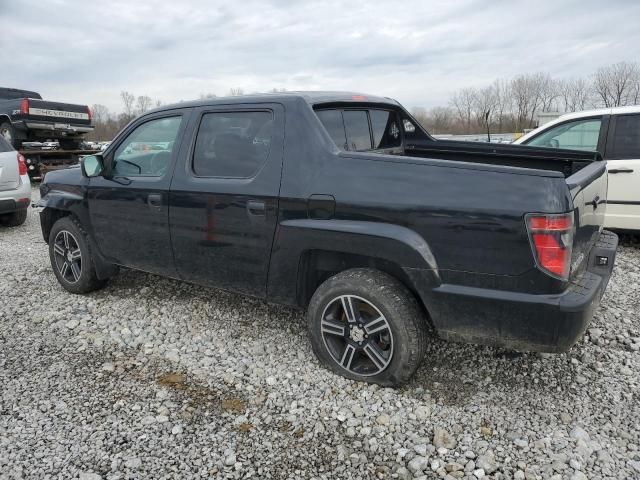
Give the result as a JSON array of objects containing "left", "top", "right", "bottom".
[
  {"left": 0, "top": 209, "right": 28, "bottom": 227},
  {"left": 48, "top": 216, "right": 108, "bottom": 294},
  {"left": 59, "top": 138, "right": 80, "bottom": 151},
  {"left": 308, "top": 268, "right": 428, "bottom": 387}
]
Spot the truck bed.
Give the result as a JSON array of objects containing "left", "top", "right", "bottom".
[{"left": 404, "top": 139, "right": 600, "bottom": 178}]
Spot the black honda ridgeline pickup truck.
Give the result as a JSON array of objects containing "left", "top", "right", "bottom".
[{"left": 37, "top": 92, "right": 618, "bottom": 386}]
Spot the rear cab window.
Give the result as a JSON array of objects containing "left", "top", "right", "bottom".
[{"left": 315, "top": 107, "right": 403, "bottom": 153}]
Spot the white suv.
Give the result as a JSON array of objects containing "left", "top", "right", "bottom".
[
  {"left": 516, "top": 106, "right": 640, "bottom": 232},
  {"left": 0, "top": 136, "right": 31, "bottom": 226}
]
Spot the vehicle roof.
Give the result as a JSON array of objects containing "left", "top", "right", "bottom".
[
  {"left": 516, "top": 104, "right": 640, "bottom": 144},
  {"left": 146, "top": 91, "right": 400, "bottom": 114},
  {"left": 555, "top": 104, "right": 640, "bottom": 121}
]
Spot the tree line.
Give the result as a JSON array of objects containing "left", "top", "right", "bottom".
[
  {"left": 88, "top": 62, "right": 640, "bottom": 140},
  {"left": 412, "top": 61, "right": 640, "bottom": 135}
]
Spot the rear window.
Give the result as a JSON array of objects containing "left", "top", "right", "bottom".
[
  {"left": 608, "top": 114, "right": 640, "bottom": 159},
  {"left": 193, "top": 111, "right": 273, "bottom": 178},
  {"left": 315, "top": 108, "right": 402, "bottom": 152},
  {"left": 0, "top": 136, "right": 14, "bottom": 152},
  {"left": 316, "top": 110, "right": 347, "bottom": 150},
  {"left": 343, "top": 110, "right": 371, "bottom": 151},
  {"left": 370, "top": 110, "right": 401, "bottom": 149}
]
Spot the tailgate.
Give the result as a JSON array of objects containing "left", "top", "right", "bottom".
[
  {"left": 0, "top": 151, "right": 19, "bottom": 191},
  {"left": 566, "top": 160, "right": 608, "bottom": 278},
  {"left": 26, "top": 98, "right": 91, "bottom": 125}
]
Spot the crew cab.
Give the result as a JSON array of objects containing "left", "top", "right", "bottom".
[
  {"left": 37, "top": 92, "right": 617, "bottom": 386},
  {"left": 515, "top": 106, "right": 640, "bottom": 232},
  {"left": 0, "top": 87, "right": 94, "bottom": 150}
]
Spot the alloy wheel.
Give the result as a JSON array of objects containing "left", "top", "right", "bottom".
[
  {"left": 320, "top": 295, "right": 394, "bottom": 376},
  {"left": 53, "top": 230, "right": 83, "bottom": 283}
]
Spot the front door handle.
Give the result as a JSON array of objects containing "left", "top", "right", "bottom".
[
  {"left": 147, "top": 193, "right": 162, "bottom": 208},
  {"left": 247, "top": 200, "right": 266, "bottom": 216},
  {"left": 608, "top": 168, "right": 634, "bottom": 174}
]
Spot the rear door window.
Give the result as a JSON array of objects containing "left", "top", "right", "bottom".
[
  {"left": 608, "top": 114, "right": 640, "bottom": 159},
  {"left": 193, "top": 111, "right": 273, "bottom": 178}
]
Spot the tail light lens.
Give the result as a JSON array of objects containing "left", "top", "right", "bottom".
[
  {"left": 526, "top": 212, "right": 574, "bottom": 280},
  {"left": 19, "top": 98, "right": 29, "bottom": 115},
  {"left": 17, "top": 153, "right": 27, "bottom": 175}
]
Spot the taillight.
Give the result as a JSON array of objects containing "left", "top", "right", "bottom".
[
  {"left": 19, "top": 98, "right": 29, "bottom": 115},
  {"left": 87, "top": 105, "right": 92, "bottom": 122},
  {"left": 17, "top": 153, "right": 27, "bottom": 176},
  {"left": 526, "top": 212, "right": 574, "bottom": 280}
]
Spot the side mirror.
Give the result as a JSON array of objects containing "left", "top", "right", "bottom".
[{"left": 81, "top": 154, "right": 104, "bottom": 177}]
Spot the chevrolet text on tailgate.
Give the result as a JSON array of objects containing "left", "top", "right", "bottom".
[{"left": 37, "top": 92, "right": 618, "bottom": 386}]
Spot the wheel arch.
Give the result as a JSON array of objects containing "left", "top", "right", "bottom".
[
  {"left": 268, "top": 219, "right": 440, "bottom": 317},
  {"left": 40, "top": 199, "right": 117, "bottom": 281}
]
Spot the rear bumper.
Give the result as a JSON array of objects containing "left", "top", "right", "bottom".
[
  {"left": 14, "top": 120, "right": 93, "bottom": 136},
  {"left": 0, "top": 175, "right": 31, "bottom": 214},
  {"left": 427, "top": 230, "right": 618, "bottom": 352}
]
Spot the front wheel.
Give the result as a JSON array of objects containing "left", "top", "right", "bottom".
[
  {"left": 308, "top": 268, "right": 428, "bottom": 386},
  {"left": 49, "top": 216, "right": 108, "bottom": 294}
]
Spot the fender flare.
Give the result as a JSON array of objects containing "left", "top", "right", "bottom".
[
  {"left": 268, "top": 219, "right": 441, "bottom": 306},
  {"left": 38, "top": 190, "right": 117, "bottom": 280}
]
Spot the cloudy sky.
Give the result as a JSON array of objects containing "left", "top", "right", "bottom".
[{"left": 1, "top": 0, "right": 638, "bottom": 113}]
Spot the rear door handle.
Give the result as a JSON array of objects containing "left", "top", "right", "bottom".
[
  {"left": 246, "top": 200, "right": 266, "bottom": 216},
  {"left": 147, "top": 193, "right": 162, "bottom": 208},
  {"left": 608, "top": 168, "right": 634, "bottom": 174}
]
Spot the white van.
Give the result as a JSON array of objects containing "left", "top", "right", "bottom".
[{"left": 515, "top": 106, "right": 640, "bottom": 232}]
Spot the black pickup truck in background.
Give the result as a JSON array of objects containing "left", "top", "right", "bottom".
[
  {"left": 37, "top": 92, "right": 617, "bottom": 386},
  {"left": 0, "top": 87, "right": 94, "bottom": 150}
]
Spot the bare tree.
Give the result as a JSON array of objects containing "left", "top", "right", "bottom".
[
  {"left": 473, "top": 86, "right": 498, "bottom": 131},
  {"left": 592, "top": 61, "right": 640, "bottom": 107},
  {"left": 135, "top": 95, "right": 153, "bottom": 115},
  {"left": 429, "top": 107, "right": 454, "bottom": 134},
  {"left": 91, "top": 104, "right": 110, "bottom": 124},
  {"left": 538, "top": 74, "right": 559, "bottom": 112},
  {"left": 120, "top": 91, "right": 135, "bottom": 118},
  {"left": 511, "top": 73, "right": 549, "bottom": 130},
  {"left": 228, "top": 87, "right": 244, "bottom": 96},
  {"left": 450, "top": 88, "right": 477, "bottom": 133},
  {"left": 199, "top": 93, "right": 217, "bottom": 99},
  {"left": 492, "top": 79, "right": 512, "bottom": 131},
  {"left": 558, "top": 78, "right": 590, "bottom": 112}
]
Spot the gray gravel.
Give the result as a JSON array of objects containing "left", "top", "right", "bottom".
[{"left": 1, "top": 188, "right": 639, "bottom": 479}]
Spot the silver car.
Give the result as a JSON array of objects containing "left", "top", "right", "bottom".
[{"left": 0, "top": 136, "right": 31, "bottom": 226}]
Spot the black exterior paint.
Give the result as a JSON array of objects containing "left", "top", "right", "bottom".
[{"left": 38, "top": 92, "right": 617, "bottom": 352}]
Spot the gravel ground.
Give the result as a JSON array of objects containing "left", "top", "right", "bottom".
[{"left": 1, "top": 188, "right": 639, "bottom": 480}]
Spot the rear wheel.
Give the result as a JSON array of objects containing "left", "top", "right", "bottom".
[
  {"left": 49, "top": 216, "right": 108, "bottom": 293},
  {"left": 0, "top": 209, "right": 28, "bottom": 227},
  {"left": 308, "top": 268, "right": 428, "bottom": 386}
]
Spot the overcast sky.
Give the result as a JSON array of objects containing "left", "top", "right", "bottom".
[{"left": 1, "top": 0, "right": 638, "bottom": 113}]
